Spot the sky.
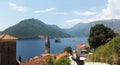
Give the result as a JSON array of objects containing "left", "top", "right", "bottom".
[{"left": 0, "top": 0, "right": 120, "bottom": 31}]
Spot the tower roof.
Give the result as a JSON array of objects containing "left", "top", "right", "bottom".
[{"left": 0, "top": 34, "right": 17, "bottom": 40}]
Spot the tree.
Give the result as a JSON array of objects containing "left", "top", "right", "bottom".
[
  {"left": 88, "top": 24, "right": 116, "bottom": 49},
  {"left": 54, "top": 57, "right": 70, "bottom": 65},
  {"left": 43, "top": 58, "right": 54, "bottom": 65},
  {"left": 63, "top": 46, "right": 72, "bottom": 55}
]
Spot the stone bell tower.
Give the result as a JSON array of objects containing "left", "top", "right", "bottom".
[
  {"left": 45, "top": 36, "right": 50, "bottom": 54},
  {"left": 0, "top": 34, "right": 17, "bottom": 65}
]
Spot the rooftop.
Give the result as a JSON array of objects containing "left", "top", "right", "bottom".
[
  {"left": 0, "top": 34, "right": 17, "bottom": 40},
  {"left": 20, "top": 52, "right": 69, "bottom": 65},
  {"left": 20, "top": 55, "right": 51, "bottom": 65},
  {"left": 77, "top": 43, "right": 90, "bottom": 49},
  {"left": 56, "top": 51, "right": 69, "bottom": 60}
]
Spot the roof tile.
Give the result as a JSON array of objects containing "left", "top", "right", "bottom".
[{"left": 0, "top": 34, "right": 17, "bottom": 40}]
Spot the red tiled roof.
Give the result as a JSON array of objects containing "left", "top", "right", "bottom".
[
  {"left": 0, "top": 34, "right": 17, "bottom": 40},
  {"left": 41, "top": 53, "right": 51, "bottom": 57},
  {"left": 20, "top": 52, "right": 69, "bottom": 65},
  {"left": 56, "top": 51, "right": 69, "bottom": 60},
  {"left": 20, "top": 55, "right": 51, "bottom": 65},
  {"left": 77, "top": 43, "right": 90, "bottom": 49}
]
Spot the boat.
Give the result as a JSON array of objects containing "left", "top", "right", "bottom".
[
  {"left": 55, "top": 39, "right": 61, "bottom": 43},
  {"left": 71, "top": 39, "right": 76, "bottom": 42}
]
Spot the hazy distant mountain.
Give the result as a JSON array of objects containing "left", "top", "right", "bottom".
[
  {"left": 1, "top": 19, "right": 120, "bottom": 38},
  {"left": 65, "top": 19, "right": 120, "bottom": 37},
  {"left": 2, "top": 18, "right": 70, "bottom": 39}
]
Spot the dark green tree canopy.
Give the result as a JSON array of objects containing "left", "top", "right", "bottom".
[
  {"left": 63, "top": 46, "right": 72, "bottom": 55},
  {"left": 88, "top": 24, "right": 116, "bottom": 49}
]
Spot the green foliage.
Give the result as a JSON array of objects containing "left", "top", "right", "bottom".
[
  {"left": 43, "top": 57, "right": 70, "bottom": 65},
  {"left": 88, "top": 24, "right": 116, "bottom": 49},
  {"left": 86, "top": 34, "right": 120, "bottom": 64},
  {"left": 2, "top": 18, "right": 70, "bottom": 39},
  {"left": 54, "top": 57, "right": 70, "bottom": 65},
  {"left": 43, "top": 58, "right": 54, "bottom": 65},
  {"left": 63, "top": 46, "right": 72, "bottom": 55}
]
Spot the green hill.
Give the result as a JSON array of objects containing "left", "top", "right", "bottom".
[
  {"left": 86, "top": 35, "right": 120, "bottom": 64},
  {"left": 2, "top": 18, "right": 70, "bottom": 39}
]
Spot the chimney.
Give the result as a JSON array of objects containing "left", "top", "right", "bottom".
[{"left": 45, "top": 36, "right": 50, "bottom": 53}]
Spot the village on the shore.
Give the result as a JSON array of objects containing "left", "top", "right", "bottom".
[
  {"left": 0, "top": 34, "right": 112, "bottom": 65},
  {"left": 0, "top": 34, "right": 88, "bottom": 65}
]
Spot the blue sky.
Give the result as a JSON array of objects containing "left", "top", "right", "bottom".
[{"left": 0, "top": 0, "right": 120, "bottom": 31}]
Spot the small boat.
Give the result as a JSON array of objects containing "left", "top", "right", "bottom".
[
  {"left": 71, "top": 39, "right": 76, "bottom": 42},
  {"left": 55, "top": 39, "right": 61, "bottom": 43}
]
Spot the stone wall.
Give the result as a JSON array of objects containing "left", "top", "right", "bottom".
[{"left": 0, "top": 40, "right": 17, "bottom": 65}]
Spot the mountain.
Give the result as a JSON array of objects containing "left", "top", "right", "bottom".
[
  {"left": 2, "top": 18, "right": 70, "bottom": 39},
  {"left": 65, "top": 19, "right": 120, "bottom": 37},
  {"left": 2, "top": 19, "right": 120, "bottom": 38}
]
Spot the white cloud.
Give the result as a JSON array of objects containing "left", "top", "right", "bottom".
[
  {"left": 93, "top": 0, "right": 120, "bottom": 20},
  {"left": 34, "top": 8, "right": 56, "bottom": 13},
  {"left": 73, "top": 11, "right": 96, "bottom": 16},
  {"left": 66, "top": 0, "right": 120, "bottom": 24},
  {"left": 65, "top": 19, "right": 88, "bottom": 23},
  {"left": 8, "top": 2, "right": 28, "bottom": 12},
  {"left": 53, "top": 12, "right": 68, "bottom": 15}
]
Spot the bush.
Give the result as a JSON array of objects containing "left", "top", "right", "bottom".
[
  {"left": 43, "top": 58, "right": 54, "bottom": 65},
  {"left": 43, "top": 56, "right": 70, "bottom": 65},
  {"left": 86, "top": 34, "right": 120, "bottom": 64},
  {"left": 63, "top": 46, "right": 72, "bottom": 55},
  {"left": 54, "top": 57, "right": 70, "bottom": 65}
]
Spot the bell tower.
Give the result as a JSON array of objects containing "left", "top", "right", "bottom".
[{"left": 45, "top": 36, "right": 50, "bottom": 54}]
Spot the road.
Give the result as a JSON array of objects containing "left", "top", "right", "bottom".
[{"left": 85, "top": 62, "right": 110, "bottom": 65}]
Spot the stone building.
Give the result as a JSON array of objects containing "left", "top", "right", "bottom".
[
  {"left": 0, "top": 34, "right": 18, "bottom": 65},
  {"left": 76, "top": 43, "right": 90, "bottom": 57}
]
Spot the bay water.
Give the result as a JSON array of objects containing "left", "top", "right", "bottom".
[{"left": 16, "top": 37, "right": 88, "bottom": 61}]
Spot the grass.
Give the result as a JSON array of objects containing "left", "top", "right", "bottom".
[{"left": 86, "top": 34, "right": 120, "bottom": 65}]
